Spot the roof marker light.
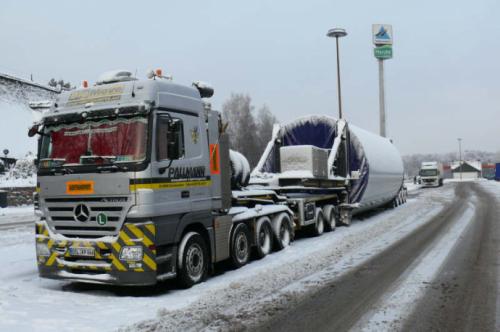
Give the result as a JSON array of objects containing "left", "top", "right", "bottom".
[{"left": 82, "top": 80, "right": 89, "bottom": 88}]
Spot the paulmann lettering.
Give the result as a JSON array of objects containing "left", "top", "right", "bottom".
[{"left": 167, "top": 166, "right": 206, "bottom": 179}]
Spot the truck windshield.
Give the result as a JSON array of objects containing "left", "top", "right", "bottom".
[
  {"left": 419, "top": 169, "right": 438, "bottom": 176},
  {"left": 39, "top": 115, "right": 148, "bottom": 167}
]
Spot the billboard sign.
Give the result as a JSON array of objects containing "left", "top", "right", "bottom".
[{"left": 372, "top": 24, "right": 393, "bottom": 45}]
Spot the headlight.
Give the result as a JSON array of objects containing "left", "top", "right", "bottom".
[
  {"left": 119, "top": 246, "right": 143, "bottom": 261},
  {"left": 36, "top": 243, "right": 50, "bottom": 257}
]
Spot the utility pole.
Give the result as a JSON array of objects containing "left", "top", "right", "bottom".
[
  {"left": 372, "top": 24, "right": 393, "bottom": 137},
  {"left": 458, "top": 138, "right": 463, "bottom": 181}
]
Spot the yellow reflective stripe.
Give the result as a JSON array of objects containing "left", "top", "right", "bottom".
[
  {"left": 97, "top": 242, "right": 108, "bottom": 250},
  {"left": 110, "top": 254, "right": 126, "bottom": 271},
  {"left": 143, "top": 254, "right": 156, "bottom": 271},
  {"left": 145, "top": 224, "right": 155, "bottom": 236},
  {"left": 130, "top": 180, "right": 211, "bottom": 191},
  {"left": 47, "top": 239, "right": 54, "bottom": 249},
  {"left": 112, "top": 242, "right": 121, "bottom": 253},
  {"left": 127, "top": 225, "right": 153, "bottom": 247},
  {"left": 119, "top": 230, "right": 135, "bottom": 246},
  {"left": 46, "top": 253, "right": 57, "bottom": 266}
]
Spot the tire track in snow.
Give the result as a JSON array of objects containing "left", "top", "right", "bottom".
[{"left": 255, "top": 184, "right": 469, "bottom": 332}]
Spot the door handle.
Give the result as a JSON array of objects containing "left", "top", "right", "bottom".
[{"left": 181, "top": 191, "right": 190, "bottom": 198}]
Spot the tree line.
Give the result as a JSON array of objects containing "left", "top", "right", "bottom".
[{"left": 222, "top": 93, "right": 278, "bottom": 168}]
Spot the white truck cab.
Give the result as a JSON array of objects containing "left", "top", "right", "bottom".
[{"left": 419, "top": 161, "right": 443, "bottom": 187}]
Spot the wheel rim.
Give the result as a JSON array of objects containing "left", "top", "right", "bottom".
[
  {"left": 235, "top": 232, "right": 249, "bottom": 263},
  {"left": 258, "top": 224, "right": 271, "bottom": 255},
  {"left": 186, "top": 243, "right": 203, "bottom": 281},
  {"left": 330, "top": 214, "right": 336, "bottom": 229},
  {"left": 317, "top": 215, "right": 324, "bottom": 234},
  {"left": 279, "top": 223, "right": 290, "bottom": 247}
]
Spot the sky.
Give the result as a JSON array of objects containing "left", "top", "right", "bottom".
[{"left": 1, "top": 0, "right": 499, "bottom": 156}]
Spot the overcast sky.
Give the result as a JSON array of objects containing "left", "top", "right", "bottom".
[{"left": 1, "top": 0, "right": 499, "bottom": 155}]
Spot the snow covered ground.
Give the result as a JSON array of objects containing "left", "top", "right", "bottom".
[
  {"left": 0, "top": 205, "right": 34, "bottom": 227},
  {"left": 0, "top": 182, "right": 498, "bottom": 331},
  {"left": 0, "top": 174, "right": 36, "bottom": 188}
]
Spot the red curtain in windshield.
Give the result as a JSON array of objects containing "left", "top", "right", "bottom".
[
  {"left": 49, "top": 119, "right": 147, "bottom": 164},
  {"left": 50, "top": 128, "right": 89, "bottom": 163},
  {"left": 90, "top": 121, "right": 146, "bottom": 161}
]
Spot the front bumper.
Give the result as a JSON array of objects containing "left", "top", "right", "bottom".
[{"left": 35, "top": 220, "right": 161, "bottom": 286}]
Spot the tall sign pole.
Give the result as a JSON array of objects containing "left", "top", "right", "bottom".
[
  {"left": 372, "top": 24, "right": 393, "bottom": 137},
  {"left": 378, "top": 59, "right": 386, "bottom": 137}
]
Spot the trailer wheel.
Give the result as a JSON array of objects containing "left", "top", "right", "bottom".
[
  {"left": 230, "top": 223, "right": 251, "bottom": 268},
  {"left": 323, "top": 205, "right": 336, "bottom": 232},
  {"left": 255, "top": 217, "right": 273, "bottom": 258},
  {"left": 312, "top": 208, "right": 325, "bottom": 236},
  {"left": 273, "top": 213, "right": 292, "bottom": 250},
  {"left": 177, "top": 232, "right": 208, "bottom": 288}
]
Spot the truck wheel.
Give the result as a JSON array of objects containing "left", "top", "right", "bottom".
[
  {"left": 323, "top": 205, "right": 336, "bottom": 232},
  {"left": 312, "top": 208, "right": 325, "bottom": 236},
  {"left": 177, "top": 232, "right": 208, "bottom": 288},
  {"left": 391, "top": 198, "right": 398, "bottom": 208},
  {"left": 273, "top": 213, "right": 292, "bottom": 250},
  {"left": 255, "top": 217, "right": 273, "bottom": 258},
  {"left": 230, "top": 223, "right": 251, "bottom": 268}
]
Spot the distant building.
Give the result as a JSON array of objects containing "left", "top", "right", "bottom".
[
  {"left": 451, "top": 160, "right": 482, "bottom": 180},
  {"left": 482, "top": 163, "right": 496, "bottom": 180},
  {"left": 442, "top": 164, "right": 452, "bottom": 179}
]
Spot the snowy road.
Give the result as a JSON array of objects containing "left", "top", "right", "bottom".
[{"left": 0, "top": 181, "right": 498, "bottom": 332}]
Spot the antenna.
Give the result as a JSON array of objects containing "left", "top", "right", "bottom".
[{"left": 131, "top": 68, "right": 138, "bottom": 97}]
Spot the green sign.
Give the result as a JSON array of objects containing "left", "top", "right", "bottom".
[
  {"left": 96, "top": 213, "right": 108, "bottom": 225},
  {"left": 374, "top": 45, "right": 393, "bottom": 60}
]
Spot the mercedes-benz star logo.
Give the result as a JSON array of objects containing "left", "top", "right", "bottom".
[{"left": 74, "top": 204, "right": 90, "bottom": 222}]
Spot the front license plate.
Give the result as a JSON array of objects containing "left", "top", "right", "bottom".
[{"left": 69, "top": 247, "right": 95, "bottom": 257}]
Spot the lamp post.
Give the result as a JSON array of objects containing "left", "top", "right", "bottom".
[
  {"left": 327, "top": 28, "right": 347, "bottom": 119},
  {"left": 458, "top": 138, "right": 463, "bottom": 181}
]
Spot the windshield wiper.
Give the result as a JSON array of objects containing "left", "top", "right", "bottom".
[
  {"left": 96, "top": 164, "right": 129, "bottom": 173},
  {"left": 48, "top": 166, "right": 74, "bottom": 175}
]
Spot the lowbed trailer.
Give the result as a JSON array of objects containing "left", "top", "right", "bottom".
[{"left": 31, "top": 69, "right": 406, "bottom": 287}]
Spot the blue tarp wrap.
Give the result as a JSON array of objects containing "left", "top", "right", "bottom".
[{"left": 258, "top": 116, "right": 369, "bottom": 203}]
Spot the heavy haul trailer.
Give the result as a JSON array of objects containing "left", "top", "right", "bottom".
[{"left": 31, "top": 70, "right": 405, "bottom": 287}]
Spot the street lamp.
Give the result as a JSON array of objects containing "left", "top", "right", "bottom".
[
  {"left": 457, "top": 138, "right": 463, "bottom": 181},
  {"left": 327, "top": 28, "right": 347, "bottom": 119}
]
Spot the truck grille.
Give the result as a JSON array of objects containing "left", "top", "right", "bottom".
[{"left": 42, "top": 196, "right": 132, "bottom": 238}]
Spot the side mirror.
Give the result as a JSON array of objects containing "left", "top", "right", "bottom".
[{"left": 28, "top": 124, "right": 39, "bottom": 137}]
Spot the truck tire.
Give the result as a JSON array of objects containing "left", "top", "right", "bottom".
[
  {"left": 323, "top": 205, "right": 336, "bottom": 232},
  {"left": 272, "top": 213, "right": 292, "bottom": 250},
  {"left": 255, "top": 217, "right": 273, "bottom": 259},
  {"left": 177, "top": 232, "right": 208, "bottom": 288},
  {"left": 312, "top": 208, "right": 325, "bottom": 236},
  {"left": 230, "top": 223, "right": 251, "bottom": 268}
]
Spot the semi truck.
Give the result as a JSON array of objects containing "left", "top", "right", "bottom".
[
  {"left": 30, "top": 70, "right": 406, "bottom": 287},
  {"left": 418, "top": 161, "right": 444, "bottom": 187}
]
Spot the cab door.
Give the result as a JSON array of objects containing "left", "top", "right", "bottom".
[{"left": 152, "top": 111, "right": 193, "bottom": 215}]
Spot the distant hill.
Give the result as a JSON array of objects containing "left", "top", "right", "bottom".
[{"left": 0, "top": 73, "right": 58, "bottom": 158}]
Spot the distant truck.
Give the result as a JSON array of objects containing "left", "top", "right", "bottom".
[
  {"left": 419, "top": 161, "right": 443, "bottom": 187},
  {"left": 496, "top": 163, "right": 500, "bottom": 181}
]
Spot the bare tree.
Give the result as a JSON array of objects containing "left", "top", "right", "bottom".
[
  {"left": 256, "top": 104, "right": 278, "bottom": 155},
  {"left": 222, "top": 94, "right": 278, "bottom": 168}
]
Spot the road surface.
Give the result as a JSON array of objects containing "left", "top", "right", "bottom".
[{"left": 257, "top": 182, "right": 500, "bottom": 332}]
